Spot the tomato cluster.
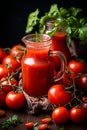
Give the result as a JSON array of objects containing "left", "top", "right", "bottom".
[
  {"left": 48, "top": 59, "right": 87, "bottom": 124},
  {"left": 0, "top": 44, "right": 87, "bottom": 125},
  {"left": 0, "top": 45, "right": 26, "bottom": 110}
]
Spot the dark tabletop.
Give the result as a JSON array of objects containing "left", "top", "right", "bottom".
[{"left": 0, "top": 107, "right": 87, "bottom": 130}]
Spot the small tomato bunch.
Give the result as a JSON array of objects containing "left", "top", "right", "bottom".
[
  {"left": 47, "top": 59, "right": 87, "bottom": 124},
  {"left": 0, "top": 44, "right": 26, "bottom": 110}
]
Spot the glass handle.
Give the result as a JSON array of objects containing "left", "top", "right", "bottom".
[{"left": 49, "top": 50, "right": 67, "bottom": 82}]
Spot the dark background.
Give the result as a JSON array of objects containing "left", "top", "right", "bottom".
[{"left": 0, "top": 0, "right": 87, "bottom": 47}]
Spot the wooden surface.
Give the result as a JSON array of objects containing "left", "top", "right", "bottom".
[{"left": 0, "top": 107, "right": 87, "bottom": 130}]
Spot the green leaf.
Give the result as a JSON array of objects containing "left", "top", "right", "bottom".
[
  {"left": 78, "top": 26, "right": 87, "bottom": 42},
  {"left": 69, "top": 7, "right": 82, "bottom": 16},
  {"left": 48, "top": 4, "right": 59, "bottom": 17},
  {"left": 66, "top": 27, "right": 72, "bottom": 34},
  {"left": 0, "top": 115, "right": 21, "bottom": 128},
  {"left": 25, "top": 9, "right": 39, "bottom": 33}
]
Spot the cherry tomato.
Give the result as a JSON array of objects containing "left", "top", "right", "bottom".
[
  {"left": 76, "top": 74, "right": 87, "bottom": 91},
  {"left": 68, "top": 59, "right": 87, "bottom": 75},
  {"left": 48, "top": 84, "right": 72, "bottom": 106},
  {"left": 41, "top": 117, "right": 52, "bottom": 124},
  {"left": 0, "top": 109, "right": 5, "bottom": 117},
  {"left": 52, "top": 106, "right": 70, "bottom": 124},
  {"left": 38, "top": 123, "right": 48, "bottom": 130},
  {"left": 0, "top": 90, "right": 5, "bottom": 108},
  {"left": 82, "top": 96, "right": 87, "bottom": 115},
  {"left": 5, "top": 91, "right": 26, "bottom": 110},
  {"left": 2, "top": 54, "right": 21, "bottom": 72},
  {"left": 0, "top": 64, "right": 12, "bottom": 79},
  {"left": 10, "top": 45, "right": 26, "bottom": 60},
  {"left": 82, "top": 96, "right": 87, "bottom": 103},
  {"left": 0, "top": 48, "right": 9, "bottom": 63},
  {"left": 82, "top": 103, "right": 87, "bottom": 110},
  {"left": 0, "top": 77, "right": 18, "bottom": 95},
  {"left": 70, "top": 107, "right": 86, "bottom": 123},
  {"left": 25, "top": 122, "right": 34, "bottom": 129}
]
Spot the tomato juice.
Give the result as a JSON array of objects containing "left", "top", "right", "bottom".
[
  {"left": 51, "top": 32, "right": 71, "bottom": 63},
  {"left": 21, "top": 34, "right": 67, "bottom": 97},
  {"left": 21, "top": 49, "right": 54, "bottom": 96}
]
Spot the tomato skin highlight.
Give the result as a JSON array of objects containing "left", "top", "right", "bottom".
[
  {"left": 48, "top": 84, "right": 72, "bottom": 106},
  {"left": 2, "top": 55, "right": 21, "bottom": 72},
  {"left": 76, "top": 74, "right": 87, "bottom": 91},
  {"left": 5, "top": 91, "right": 26, "bottom": 110},
  {"left": 68, "top": 59, "right": 87, "bottom": 74},
  {"left": 70, "top": 107, "right": 86, "bottom": 123},
  {"left": 52, "top": 107, "right": 70, "bottom": 124},
  {"left": 41, "top": 117, "right": 52, "bottom": 124},
  {"left": 38, "top": 123, "right": 48, "bottom": 130},
  {"left": 25, "top": 122, "right": 34, "bottom": 129},
  {"left": 0, "top": 64, "right": 12, "bottom": 79},
  {"left": 10, "top": 45, "right": 25, "bottom": 60}
]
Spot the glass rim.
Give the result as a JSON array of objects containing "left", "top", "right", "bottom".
[{"left": 21, "top": 34, "right": 52, "bottom": 48}]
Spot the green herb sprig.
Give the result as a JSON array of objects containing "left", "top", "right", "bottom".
[
  {"left": 0, "top": 115, "right": 21, "bottom": 128},
  {"left": 25, "top": 4, "right": 87, "bottom": 45}
]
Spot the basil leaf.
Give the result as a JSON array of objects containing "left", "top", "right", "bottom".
[{"left": 25, "top": 9, "right": 39, "bottom": 33}]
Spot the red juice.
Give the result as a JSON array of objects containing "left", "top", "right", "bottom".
[
  {"left": 21, "top": 49, "right": 54, "bottom": 96},
  {"left": 51, "top": 32, "right": 71, "bottom": 63}
]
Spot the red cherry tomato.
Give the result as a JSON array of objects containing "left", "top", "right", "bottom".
[
  {"left": 25, "top": 122, "right": 34, "bottom": 129},
  {"left": 68, "top": 59, "right": 87, "bottom": 75},
  {"left": 70, "top": 107, "right": 86, "bottom": 123},
  {"left": 38, "top": 123, "right": 48, "bottom": 130},
  {"left": 2, "top": 55, "right": 21, "bottom": 72},
  {"left": 41, "top": 117, "right": 52, "bottom": 124},
  {"left": 0, "top": 77, "right": 18, "bottom": 95},
  {"left": 52, "top": 106, "right": 70, "bottom": 124},
  {"left": 5, "top": 91, "right": 26, "bottom": 110},
  {"left": 0, "top": 64, "right": 12, "bottom": 79},
  {"left": 48, "top": 84, "right": 72, "bottom": 106},
  {"left": 76, "top": 74, "right": 87, "bottom": 91},
  {"left": 0, "top": 90, "right": 5, "bottom": 108},
  {"left": 10, "top": 45, "right": 26, "bottom": 60},
  {"left": 0, "top": 48, "right": 9, "bottom": 63}
]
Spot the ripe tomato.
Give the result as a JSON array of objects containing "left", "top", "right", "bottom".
[
  {"left": 10, "top": 44, "right": 26, "bottom": 60},
  {"left": 38, "top": 124, "right": 48, "bottom": 130},
  {"left": 41, "top": 117, "right": 52, "bottom": 124},
  {"left": 48, "top": 84, "right": 72, "bottom": 106},
  {"left": 25, "top": 122, "right": 34, "bottom": 129},
  {"left": 5, "top": 91, "right": 26, "bottom": 110},
  {"left": 70, "top": 107, "right": 86, "bottom": 123},
  {"left": 76, "top": 74, "right": 87, "bottom": 91},
  {"left": 0, "top": 48, "right": 9, "bottom": 63},
  {"left": 52, "top": 106, "right": 70, "bottom": 124},
  {"left": 0, "top": 64, "right": 12, "bottom": 79},
  {"left": 2, "top": 54, "right": 21, "bottom": 72},
  {"left": 0, "top": 77, "right": 18, "bottom": 95},
  {"left": 68, "top": 59, "right": 87, "bottom": 75},
  {"left": 0, "top": 90, "right": 5, "bottom": 108}
]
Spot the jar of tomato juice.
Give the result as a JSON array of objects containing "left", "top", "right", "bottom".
[{"left": 21, "top": 34, "right": 67, "bottom": 97}]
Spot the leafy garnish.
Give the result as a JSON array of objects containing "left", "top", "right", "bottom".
[
  {"left": 0, "top": 115, "right": 21, "bottom": 128},
  {"left": 25, "top": 9, "right": 39, "bottom": 33},
  {"left": 25, "top": 4, "right": 87, "bottom": 45}
]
